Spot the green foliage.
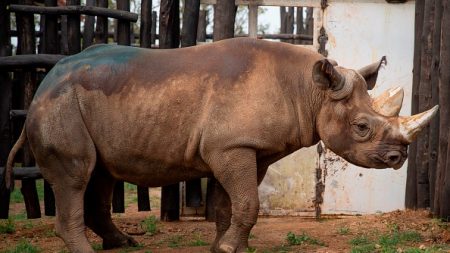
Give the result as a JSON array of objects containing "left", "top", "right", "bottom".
[
  {"left": 10, "top": 179, "right": 44, "bottom": 203},
  {"left": 248, "top": 233, "right": 256, "bottom": 239},
  {"left": 349, "top": 235, "right": 371, "bottom": 246},
  {"left": 1, "top": 240, "right": 40, "bottom": 253},
  {"left": 11, "top": 212, "right": 27, "bottom": 221},
  {"left": 337, "top": 226, "right": 350, "bottom": 235},
  {"left": 286, "top": 231, "right": 325, "bottom": 246},
  {"left": 167, "top": 235, "right": 183, "bottom": 248},
  {"left": 188, "top": 239, "right": 208, "bottom": 247},
  {"left": 141, "top": 215, "right": 158, "bottom": 235},
  {"left": 0, "top": 218, "right": 15, "bottom": 234},
  {"left": 92, "top": 243, "right": 103, "bottom": 250},
  {"left": 245, "top": 247, "right": 257, "bottom": 253},
  {"left": 350, "top": 243, "right": 377, "bottom": 253}
]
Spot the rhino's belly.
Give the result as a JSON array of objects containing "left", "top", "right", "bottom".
[{"left": 101, "top": 155, "right": 211, "bottom": 187}]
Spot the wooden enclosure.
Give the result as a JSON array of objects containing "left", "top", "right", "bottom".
[{"left": 0, "top": 0, "right": 314, "bottom": 221}]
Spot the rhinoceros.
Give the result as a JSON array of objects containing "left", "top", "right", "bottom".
[{"left": 4, "top": 38, "right": 438, "bottom": 253}]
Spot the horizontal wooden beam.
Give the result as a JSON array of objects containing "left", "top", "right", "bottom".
[
  {"left": 200, "top": 0, "right": 321, "bottom": 7},
  {"left": 10, "top": 110, "right": 27, "bottom": 118},
  {"left": 0, "top": 167, "right": 42, "bottom": 180},
  {"left": 9, "top": 5, "right": 139, "bottom": 22},
  {"left": 0, "top": 54, "right": 66, "bottom": 70},
  {"left": 237, "top": 33, "right": 313, "bottom": 40}
]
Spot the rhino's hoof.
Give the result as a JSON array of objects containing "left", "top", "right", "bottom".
[
  {"left": 218, "top": 243, "right": 235, "bottom": 253},
  {"left": 103, "top": 235, "right": 138, "bottom": 250}
]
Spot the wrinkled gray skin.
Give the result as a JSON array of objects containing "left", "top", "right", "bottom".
[{"left": 6, "top": 38, "right": 412, "bottom": 253}]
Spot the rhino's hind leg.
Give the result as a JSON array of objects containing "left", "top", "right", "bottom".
[
  {"left": 211, "top": 182, "right": 232, "bottom": 252},
  {"left": 207, "top": 148, "right": 259, "bottom": 253},
  {"left": 84, "top": 166, "right": 138, "bottom": 249}
]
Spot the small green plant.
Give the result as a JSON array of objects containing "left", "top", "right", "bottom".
[
  {"left": 349, "top": 235, "right": 371, "bottom": 246},
  {"left": 0, "top": 218, "right": 15, "bottom": 234},
  {"left": 245, "top": 247, "right": 257, "bottom": 253},
  {"left": 350, "top": 243, "right": 377, "bottom": 253},
  {"left": 248, "top": 233, "right": 256, "bottom": 239},
  {"left": 92, "top": 243, "right": 103, "bottom": 250},
  {"left": 188, "top": 239, "right": 208, "bottom": 246},
  {"left": 337, "top": 226, "right": 350, "bottom": 235},
  {"left": 167, "top": 235, "right": 183, "bottom": 248},
  {"left": 2, "top": 240, "right": 40, "bottom": 253},
  {"left": 141, "top": 215, "right": 158, "bottom": 235},
  {"left": 269, "top": 244, "right": 291, "bottom": 253},
  {"left": 286, "top": 231, "right": 325, "bottom": 246}
]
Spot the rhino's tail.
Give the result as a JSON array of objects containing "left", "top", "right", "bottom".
[{"left": 3, "top": 127, "right": 27, "bottom": 191}]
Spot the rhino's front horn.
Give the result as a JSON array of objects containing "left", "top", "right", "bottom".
[
  {"left": 372, "top": 87, "right": 404, "bottom": 117},
  {"left": 399, "top": 105, "right": 439, "bottom": 143}
]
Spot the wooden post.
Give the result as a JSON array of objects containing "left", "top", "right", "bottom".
[
  {"left": 296, "top": 7, "right": 304, "bottom": 44},
  {"left": 181, "top": 0, "right": 200, "bottom": 47},
  {"left": 206, "top": 0, "right": 236, "bottom": 221},
  {"left": 140, "top": 0, "right": 152, "bottom": 48},
  {"left": 111, "top": 0, "right": 131, "bottom": 214},
  {"left": 248, "top": 4, "right": 258, "bottom": 39},
  {"left": 135, "top": 0, "right": 153, "bottom": 212},
  {"left": 406, "top": 0, "right": 425, "bottom": 209},
  {"left": 83, "top": 0, "right": 95, "bottom": 49},
  {"left": 151, "top": 11, "right": 157, "bottom": 46},
  {"left": 197, "top": 10, "right": 207, "bottom": 42},
  {"left": 159, "top": 0, "right": 180, "bottom": 221},
  {"left": 0, "top": 0, "right": 12, "bottom": 219},
  {"left": 435, "top": 0, "right": 450, "bottom": 220},
  {"left": 429, "top": 0, "right": 443, "bottom": 211},
  {"left": 41, "top": 0, "right": 58, "bottom": 217},
  {"left": 280, "top": 7, "right": 294, "bottom": 43},
  {"left": 66, "top": 0, "right": 81, "bottom": 54},
  {"left": 95, "top": 0, "right": 108, "bottom": 44},
  {"left": 16, "top": 0, "right": 40, "bottom": 219},
  {"left": 213, "top": 0, "right": 236, "bottom": 41},
  {"left": 415, "top": 0, "right": 435, "bottom": 209}
]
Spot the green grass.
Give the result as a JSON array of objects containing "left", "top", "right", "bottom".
[
  {"left": 188, "top": 239, "right": 208, "bottom": 247},
  {"left": 349, "top": 229, "right": 426, "bottom": 253},
  {"left": 92, "top": 243, "right": 103, "bottom": 250},
  {"left": 337, "top": 226, "right": 350, "bottom": 235},
  {"left": 0, "top": 218, "right": 15, "bottom": 234},
  {"left": 167, "top": 235, "right": 183, "bottom": 248},
  {"left": 141, "top": 215, "right": 158, "bottom": 235},
  {"left": 349, "top": 235, "right": 371, "bottom": 246},
  {"left": 245, "top": 247, "right": 257, "bottom": 253},
  {"left": 10, "top": 179, "right": 44, "bottom": 204},
  {"left": 248, "top": 233, "right": 256, "bottom": 239},
  {"left": 11, "top": 212, "right": 27, "bottom": 221},
  {"left": 350, "top": 243, "right": 377, "bottom": 253},
  {"left": 1, "top": 240, "right": 40, "bottom": 253},
  {"left": 286, "top": 231, "right": 326, "bottom": 246}
]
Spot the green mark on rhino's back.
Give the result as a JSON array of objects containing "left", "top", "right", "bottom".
[{"left": 35, "top": 44, "right": 141, "bottom": 97}]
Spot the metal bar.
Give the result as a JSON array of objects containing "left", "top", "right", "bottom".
[
  {"left": 10, "top": 110, "right": 27, "bottom": 118},
  {"left": 9, "top": 4, "right": 138, "bottom": 22},
  {"left": 0, "top": 167, "right": 43, "bottom": 181}
]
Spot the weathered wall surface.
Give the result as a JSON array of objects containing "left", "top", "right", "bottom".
[{"left": 259, "top": 0, "right": 415, "bottom": 215}]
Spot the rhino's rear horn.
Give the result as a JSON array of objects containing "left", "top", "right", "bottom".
[
  {"left": 313, "top": 59, "right": 351, "bottom": 100},
  {"left": 358, "top": 56, "right": 387, "bottom": 90},
  {"left": 372, "top": 86, "right": 404, "bottom": 117}
]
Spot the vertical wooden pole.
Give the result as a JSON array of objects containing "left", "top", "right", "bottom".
[
  {"left": 406, "top": 0, "right": 425, "bottom": 209},
  {"left": 151, "top": 11, "right": 157, "bottom": 46},
  {"left": 66, "top": 0, "right": 81, "bottom": 54},
  {"left": 83, "top": 0, "right": 95, "bottom": 49},
  {"left": 140, "top": 0, "right": 153, "bottom": 48},
  {"left": 296, "top": 7, "right": 304, "bottom": 44},
  {"left": 0, "top": 0, "right": 12, "bottom": 219},
  {"left": 436, "top": 0, "right": 450, "bottom": 220},
  {"left": 416, "top": 0, "right": 435, "bottom": 209},
  {"left": 41, "top": 0, "right": 58, "bottom": 217},
  {"left": 213, "top": 0, "right": 236, "bottom": 41},
  {"left": 197, "top": 10, "right": 207, "bottom": 42},
  {"left": 206, "top": 0, "right": 236, "bottom": 221},
  {"left": 159, "top": 0, "right": 180, "bottom": 221},
  {"left": 429, "top": 0, "right": 443, "bottom": 211},
  {"left": 181, "top": 0, "right": 200, "bottom": 47},
  {"left": 111, "top": 0, "right": 131, "bottom": 214},
  {"left": 17, "top": 0, "right": 40, "bottom": 219},
  {"left": 135, "top": 0, "right": 153, "bottom": 212},
  {"left": 248, "top": 4, "right": 258, "bottom": 39},
  {"left": 95, "top": 0, "right": 108, "bottom": 44}
]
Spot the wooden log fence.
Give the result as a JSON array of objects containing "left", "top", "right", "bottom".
[{"left": 406, "top": 0, "right": 450, "bottom": 221}]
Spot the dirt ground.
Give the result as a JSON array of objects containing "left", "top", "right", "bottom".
[{"left": 1, "top": 200, "right": 450, "bottom": 253}]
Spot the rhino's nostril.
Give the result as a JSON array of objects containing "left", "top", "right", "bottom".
[{"left": 386, "top": 151, "right": 402, "bottom": 165}]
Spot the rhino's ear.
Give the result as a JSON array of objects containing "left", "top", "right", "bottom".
[
  {"left": 313, "top": 59, "right": 351, "bottom": 100},
  {"left": 358, "top": 56, "right": 387, "bottom": 90}
]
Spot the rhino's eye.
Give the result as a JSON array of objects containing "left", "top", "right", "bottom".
[
  {"left": 357, "top": 123, "right": 368, "bottom": 132},
  {"left": 352, "top": 120, "right": 371, "bottom": 139}
]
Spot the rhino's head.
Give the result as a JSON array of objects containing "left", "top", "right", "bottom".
[{"left": 313, "top": 57, "right": 438, "bottom": 169}]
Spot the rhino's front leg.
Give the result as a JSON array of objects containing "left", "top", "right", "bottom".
[{"left": 207, "top": 148, "right": 259, "bottom": 253}]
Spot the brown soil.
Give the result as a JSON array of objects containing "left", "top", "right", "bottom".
[{"left": 1, "top": 203, "right": 449, "bottom": 253}]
